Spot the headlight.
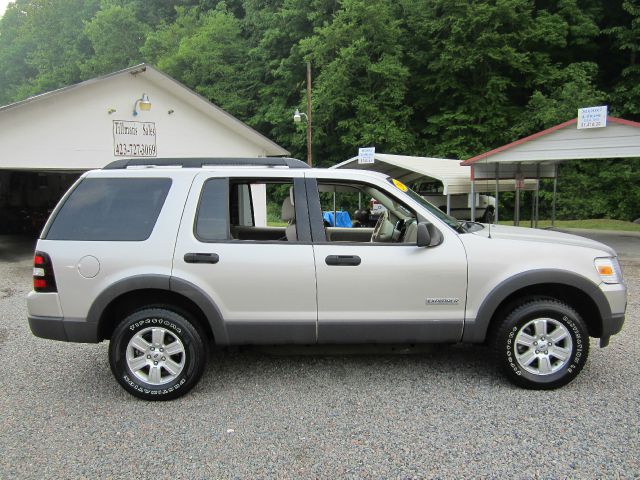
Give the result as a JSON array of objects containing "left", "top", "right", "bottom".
[{"left": 594, "top": 257, "right": 623, "bottom": 284}]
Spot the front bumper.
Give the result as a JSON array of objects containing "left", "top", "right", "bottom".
[
  {"left": 28, "top": 315, "right": 100, "bottom": 343},
  {"left": 599, "top": 282, "right": 627, "bottom": 347}
]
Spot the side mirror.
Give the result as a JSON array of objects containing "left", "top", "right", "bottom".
[
  {"left": 416, "top": 222, "right": 431, "bottom": 247},
  {"left": 417, "top": 222, "right": 443, "bottom": 247}
]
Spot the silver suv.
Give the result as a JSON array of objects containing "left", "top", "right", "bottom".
[{"left": 28, "top": 158, "right": 627, "bottom": 400}]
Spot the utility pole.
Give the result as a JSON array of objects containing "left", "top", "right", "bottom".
[{"left": 306, "top": 62, "right": 312, "bottom": 167}]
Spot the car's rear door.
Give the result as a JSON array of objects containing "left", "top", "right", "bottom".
[{"left": 172, "top": 171, "right": 318, "bottom": 344}]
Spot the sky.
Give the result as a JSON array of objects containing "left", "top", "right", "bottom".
[{"left": 0, "top": 0, "right": 14, "bottom": 17}]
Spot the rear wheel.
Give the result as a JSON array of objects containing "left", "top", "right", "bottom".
[
  {"left": 109, "top": 307, "right": 207, "bottom": 400},
  {"left": 492, "top": 299, "right": 589, "bottom": 389}
]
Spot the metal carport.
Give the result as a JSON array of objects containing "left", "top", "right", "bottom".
[
  {"left": 333, "top": 153, "right": 537, "bottom": 216},
  {"left": 461, "top": 115, "right": 640, "bottom": 224}
]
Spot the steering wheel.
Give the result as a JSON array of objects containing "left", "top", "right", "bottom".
[{"left": 371, "top": 209, "right": 391, "bottom": 242}]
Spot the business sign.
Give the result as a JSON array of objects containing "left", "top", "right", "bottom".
[
  {"left": 358, "top": 147, "right": 375, "bottom": 164},
  {"left": 113, "top": 120, "right": 157, "bottom": 157},
  {"left": 577, "top": 106, "right": 607, "bottom": 129}
]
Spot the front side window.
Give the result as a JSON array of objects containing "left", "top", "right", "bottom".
[
  {"left": 315, "top": 180, "right": 420, "bottom": 244},
  {"left": 45, "top": 177, "right": 171, "bottom": 241}
]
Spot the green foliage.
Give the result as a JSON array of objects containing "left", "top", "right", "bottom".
[
  {"left": 0, "top": 0, "right": 639, "bottom": 219},
  {"left": 301, "top": 0, "right": 414, "bottom": 165},
  {"left": 142, "top": 5, "right": 254, "bottom": 116},
  {"left": 81, "top": 4, "right": 147, "bottom": 78}
]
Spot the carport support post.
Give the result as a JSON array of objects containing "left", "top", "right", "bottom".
[
  {"left": 495, "top": 163, "right": 499, "bottom": 224},
  {"left": 530, "top": 191, "right": 535, "bottom": 228},
  {"left": 552, "top": 163, "right": 558, "bottom": 227},
  {"left": 470, "top": 166, "right": 476, "bottom": 222},
  {"left": 514, "top": 165, "right": 521, "bottom": 226},
  {"left": 446, "top": 193, "right": 451, "bottom": 215},
  {"left": 332, "top": 189, "right": 337, "bottom": 227},
  {"left": 534, "top": 164, "right": 540, "bottom": 228}
]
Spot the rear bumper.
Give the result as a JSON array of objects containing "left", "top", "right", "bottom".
[{"left": 28, "top": 315, "right": 100, "bottom": 343}]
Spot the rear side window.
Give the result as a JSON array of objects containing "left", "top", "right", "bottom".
[
  {"left": 195, "top": 178, "right": 229, "bottom": 241},
  {"left": 45, "top": 178, "right": 172, "bottom": 241}
]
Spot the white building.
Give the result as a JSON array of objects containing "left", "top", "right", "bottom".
[{"left": 0, "top": 64, "right": 288, "bottom": 233}]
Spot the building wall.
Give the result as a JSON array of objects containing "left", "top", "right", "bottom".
[{"left": 0, "top": 73, "right": 270, "bottom": 171}]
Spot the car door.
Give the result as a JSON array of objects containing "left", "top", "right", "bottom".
[
  {"left": 306, "top": 176, "right": 468, "bottom": 343},
  {"left": 173, "top": 172, "right": 318, "bottom": 344}
]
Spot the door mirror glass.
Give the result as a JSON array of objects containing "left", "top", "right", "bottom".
[
  {"left": 416, "top": 222, "right": 431, "bottom": 247},
  {"left": 417, "top": 222, "right": 443, "bottom": 247}
]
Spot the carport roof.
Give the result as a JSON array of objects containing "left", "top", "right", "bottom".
[
  {"left": 333, "top": 153, "right": 536, "bottom": 195},
  {"left": 461, "top": 116, "right": 640, "bottom": 167}
]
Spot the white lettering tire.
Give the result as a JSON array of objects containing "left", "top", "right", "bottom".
[
  {"left": 492, "top": 299, "right": 589, "bottom": 389},
  {"left": 109, "top": 308, "right": 207, "bottom": 400}
]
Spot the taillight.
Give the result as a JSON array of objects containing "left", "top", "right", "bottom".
[{"left": 33, "top": 251, "right": 57, "bottom": 292}]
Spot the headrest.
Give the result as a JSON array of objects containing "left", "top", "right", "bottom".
[{"left": 281, "top": 196, "right": 295, "bottom": 222}]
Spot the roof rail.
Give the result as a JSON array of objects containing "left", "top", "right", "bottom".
[{"left": 103, "top": 157, "right": 310, "bottom": 170}]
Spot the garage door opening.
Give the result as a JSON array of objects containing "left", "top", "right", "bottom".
[{"left": 0, "top": 171, "right": 80, "bottom": 234}]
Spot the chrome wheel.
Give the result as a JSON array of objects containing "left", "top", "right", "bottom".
[
  {"left": 126, "top": 327, "right": 186, "bottom": 386},
  {"left": 514, "top": 318, "right": 573, "bottom": 376}
]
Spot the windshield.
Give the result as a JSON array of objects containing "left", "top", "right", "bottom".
[{"left": 386, "top": 177, "right": 475, "bottom": 233}]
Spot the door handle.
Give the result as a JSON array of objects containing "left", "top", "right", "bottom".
[
  {"left": 184, "top": 252, "right": 219, "bottom": 264},
  {"left": 325, "top": 255, "right": 361, "bottom": 266}
]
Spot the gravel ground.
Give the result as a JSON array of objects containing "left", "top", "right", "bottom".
[{"left": 0, "top": 236, "right": 639, "bottom": 479}]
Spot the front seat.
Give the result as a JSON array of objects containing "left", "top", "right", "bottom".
[{"left": 281, "top": 191, "right": 296, "bottom": 241}]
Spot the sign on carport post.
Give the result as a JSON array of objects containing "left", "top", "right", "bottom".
[
  {"left": 358, "top": 147, "right": 375, "bottom": 164},
  {"left": 577, "top": 106, "right": 608, "bottom": 129}
]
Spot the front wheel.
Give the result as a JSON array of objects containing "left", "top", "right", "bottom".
[
  {"left": 492, "top": 299, "right": 589, "bottom": 389},
  {"left": 109, "top": 308, "right": 207, "bottom": 400}
]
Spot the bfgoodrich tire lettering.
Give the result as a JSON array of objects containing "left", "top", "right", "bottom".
[
  {"left": 492, "top": 299, "right": 589, "bottom": 389},
  {"left": 109, "top": 308, "right": 206, "bottom": 400}
]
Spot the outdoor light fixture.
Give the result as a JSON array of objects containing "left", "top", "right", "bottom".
[
  {"left": 133, "top": 93, "right": 151, "bottom": 116},
  {"left": 293, "top": 108, "right": 307, "bottom": 123}
]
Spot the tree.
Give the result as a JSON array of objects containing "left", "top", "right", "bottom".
[
  {"left": 142, "top": 4, "right": 252, "bottom": 117},
  {"left": 80, "top": 4, "right": 148, "bottom": 78},
  {"left": 300, "top": 0, "right": 414, "bottom": 166},
  {"left": 3, "top": 0, "right": 100, "bottom": 101}
]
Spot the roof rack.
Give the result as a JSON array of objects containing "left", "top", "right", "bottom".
[{"left": 103, "top": 157, "right": 310, "bottom": 170}]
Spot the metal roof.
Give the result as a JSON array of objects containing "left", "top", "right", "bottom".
[
  {"left": 333, "top": 153, "right": 537, "bottom": 194},
  {"left": 462, "top": 116, "right": 640, "bottom": 167}
]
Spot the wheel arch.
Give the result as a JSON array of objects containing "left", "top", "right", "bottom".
[
  {"left": 89, "top": 275, "right": 228, "bottom": 344},
  {"left": 463, "top": 269, "right": 610, "bottom": 343}
]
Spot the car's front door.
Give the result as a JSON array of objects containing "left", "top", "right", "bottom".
[{"left": 306, "top": 177, "right": 468, "bottom": 343}]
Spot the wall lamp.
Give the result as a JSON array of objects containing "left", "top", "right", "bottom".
[
  {"left": 293, "top": 108, "right": 308, "bottom": 123},
  {"left": 133, "top": 93, "right": 151, "bottom": 116}
]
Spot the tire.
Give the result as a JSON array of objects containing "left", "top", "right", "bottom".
[
  {"left": 491, "top": 299, "right": 589, "bottom": 389},
  {"left": 109, "top": 308, "right": 207, "bottom": 400}
]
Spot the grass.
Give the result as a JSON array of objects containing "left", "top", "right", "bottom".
[{"left": 498, "top": 218, "right": 640, "bottom": 232}]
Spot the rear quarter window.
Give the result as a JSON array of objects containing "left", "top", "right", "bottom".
[{"left": 45, "top": 177, "right": 172, "bottom": 241}]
